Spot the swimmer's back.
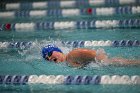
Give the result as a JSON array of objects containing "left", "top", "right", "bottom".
[{"left": 66, "top": 48, "right": 96, "bottom": 67}]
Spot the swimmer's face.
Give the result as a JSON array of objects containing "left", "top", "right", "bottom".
[{"left": 45, "top": 51, "right": 65, "bottom": 63}]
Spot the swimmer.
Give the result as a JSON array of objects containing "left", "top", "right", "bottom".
[{"left": 42, "top": 44, "right": 140, "bottom": 67}]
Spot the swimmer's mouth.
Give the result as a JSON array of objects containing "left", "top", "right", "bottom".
[
  {"left": 45, "top": 57, "right": 58, "bottom": 63},
  {"left": 52, "top": 58, "right": 57, "bottom": 62}
]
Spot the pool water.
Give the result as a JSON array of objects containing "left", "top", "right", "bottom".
[
  {"left": 0, "top": 1, "right": 140, "bottom": 93},
  {"left": 0, "top": 28, "right": 140, "bottom": 93}
]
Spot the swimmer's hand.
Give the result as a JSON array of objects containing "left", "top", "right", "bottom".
[{"left": 96, "top": 48, "right": 108, "bottom": 61}]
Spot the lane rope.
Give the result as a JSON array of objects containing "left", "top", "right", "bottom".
[
  {"left": 0, "top": 40, "right": 139, "bottom": 49},
  {"left": 0, "top": 75, "right": 140, "bottom": 85},
  {"left": 0, "top": 19, "right": 140, "bottom": 31},
  {"left": 0, "top": 6, "right": 140, "bottom": 18},
  {"left": 1, "top": 0, "right": 139, "bottom": 10}
]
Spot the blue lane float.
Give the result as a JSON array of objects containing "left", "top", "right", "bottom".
[
  {"left": 8, "top": 42, "right": 32, "bottom": 48},
  {"left": 81, "top": 75, "right": 92, "bottom": 85},
  {"left": 3, "top": 75, "right": 12, "bottom": 85},
  {"left": 0, "top": 75, "right": 29, "bottom": 85},
  {"left": 90, "top": 75, "right": 101, "bottom": 85},
  {"left": 20, "top": 3, "right": 32, "bottom": 10},
  {"left": 0, "top": 75, "right": 140, "bottom": 85},
  {"left": 105, "top": 0, "right": 119, "bottom": 5},
  {"left": 0, "top": 75, "right": 5, "bottom": 84},
  {"left": 47, "top": 1, "right": 60, "bottom": 8},
  {"left": 112, "top": 40, "right": 140, "bottom": 47},
  {"left": 72, "top": 75, "right": 83, "bottom": 85},
  {"left": 64, "top": 75, "right": 74, "bottom": 85},
  {"left": 11, "top": 75, "right": 22, "bottom": 85}
]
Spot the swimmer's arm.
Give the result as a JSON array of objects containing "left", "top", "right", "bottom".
[
  {"left": 66, "top": 48, "right": 95, "bottom": 67},
  {"left": 104, "top": 58, "right": 140, "bottom": 65},
  {"left": 95, "top": 49, "right": 140, "bottom": 65}
]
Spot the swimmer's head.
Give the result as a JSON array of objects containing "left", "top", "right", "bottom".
[{"left": 42, "top": 44, "right": 62, "bottom": 61}]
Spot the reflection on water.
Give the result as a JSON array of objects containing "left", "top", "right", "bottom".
[{"left": 0, "top": 85, "right": 140, "bottom": 93}]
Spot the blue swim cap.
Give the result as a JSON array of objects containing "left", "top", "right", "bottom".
[{"left": 42, "top": 44, "right": 62, "bottom": 59}]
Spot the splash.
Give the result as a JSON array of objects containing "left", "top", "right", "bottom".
[{"left": 17, "top": 39, "right": 72, "bottom": 62}]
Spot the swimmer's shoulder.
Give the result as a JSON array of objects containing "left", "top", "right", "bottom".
[
  {"left": 66, "top": 48, "right": 96, "bottom": 62},
  {"left": 69, "top": 48, "right": 96, "bottom": 54},
  {"left": 66, "top": 48, "right": 96, "bottom": 59}
]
